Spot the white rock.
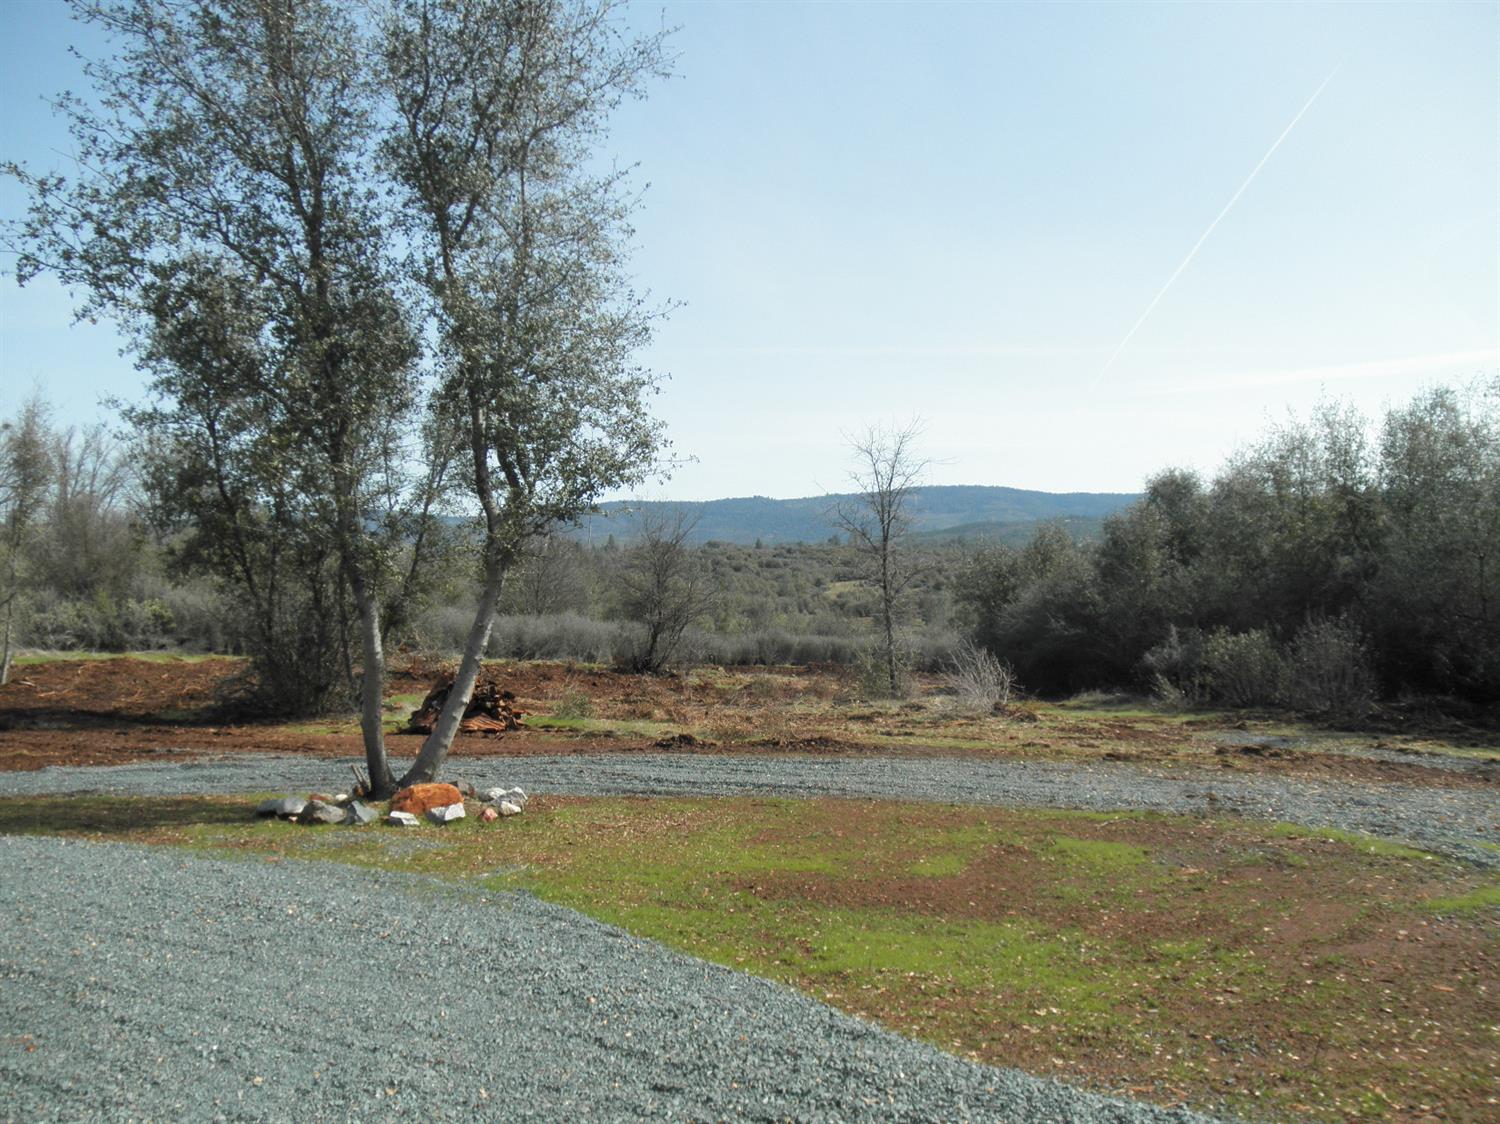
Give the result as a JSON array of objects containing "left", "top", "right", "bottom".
[
  {"left": 428, "top": 802, "right": 466, "bottom": 824},
  {"left": 386, "top": 811, "right": 419, "bottom": 827},
  {"left": 299, "top": 800, "right": 346, "bottom": 825},
  {"left": 483, "top": 786, "right": 527, "bottom": 807},
  {"left": 499, "top": 801, "right": 523, "bottom": 817}
]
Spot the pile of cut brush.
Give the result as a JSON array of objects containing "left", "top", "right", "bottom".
[{"left": 405, "top": 675, "right": 524, "bottom": 736}]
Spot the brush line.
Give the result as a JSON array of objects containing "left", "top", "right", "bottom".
[{"left": 1092, "top": 67, "right": 1340, "bottom": 389}]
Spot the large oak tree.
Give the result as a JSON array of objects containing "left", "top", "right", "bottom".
[{"left": 6, "top": 0, "right": 671, "bottom": 794}]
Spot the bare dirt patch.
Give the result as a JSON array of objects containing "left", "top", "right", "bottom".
[{"left": 1, "top": 657, "right": 1490, "bottom": 794}]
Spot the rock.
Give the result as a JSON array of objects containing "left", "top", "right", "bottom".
[
  {"left": 386, "top": 811, "right": 419, "bottom": 827},
  {"left": 427, "top": 802, "right": 466, "bottom": 824},
  {"left": 499, "top": 801, "right": 523, "bottom": 817},
  {"left": 343, "top": 801, "right": 377, "bottom": 826},
  {"left": 478, "top": 806, "right": 499, "bottom": 824},
  {"left": 298, "top": 800, "right": 346, "bottom": 825},
  {"left": 481, "top": 786, "right": 527, "bottom": 808},
  {"left": 390, "top": 783, "right": 464, "bottom": 817},
  {"left": 255, "top": 797, "right": 307, "bottom": 819}
]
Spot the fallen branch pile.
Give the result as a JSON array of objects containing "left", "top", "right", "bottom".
[{"left": 405, "top": 676, "right": 524, "bottom": 736}]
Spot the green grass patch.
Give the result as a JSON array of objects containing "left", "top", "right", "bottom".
[
  {"left": 383, "top": 692, "right": 426, "bottom": 712},
  {"left": 1, "top": 792, "right": 1492, "bottom": 1122},
  {"left": 1267, "top": 823, "right": 1438, "bottom": 862},
  {"left": 1047, "top": 835, "right": 1149, "bottom": 872},
  {"left": 1420, "top": 884, "right": 1500, "bottom": 913}
]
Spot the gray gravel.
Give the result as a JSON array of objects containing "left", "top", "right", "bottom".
[
  {"left": 2, "top": 750, "right": 1495, "bottom": 867},
  {"left": 0, "top": 834, "right": 1214, "bottom": 1123},
  {"left": 1202, "top": 731, "right": 1500, "bottom": 778}
]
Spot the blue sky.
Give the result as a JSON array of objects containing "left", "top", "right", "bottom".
[{"left": 3, "top": 0, "right": 1497, "bottom": 499}]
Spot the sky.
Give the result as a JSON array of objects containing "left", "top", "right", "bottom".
[{"left": 2, "top": 0, "right": 1497, "bottom": 501}]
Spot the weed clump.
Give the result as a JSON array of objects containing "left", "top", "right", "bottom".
[{"left": 942, "top": 640, "right": 1016, "bottom": 714}]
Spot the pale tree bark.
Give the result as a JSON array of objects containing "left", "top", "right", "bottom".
[
  {"left": 399, "top": 393, "right": 515, "bottom": 787},
  {"left": 0, "top": 587, "right": 16, "bottom": 687},
  {"left": 347, "top": 570, "right": 398, "bottom": 796},
  {"left": 400, "top": 555, "right": 506, "bottom": 786}
]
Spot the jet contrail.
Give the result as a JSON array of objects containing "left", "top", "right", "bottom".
[{"left": 1092, "top": 67, "right": 1340, "bottom": 389}]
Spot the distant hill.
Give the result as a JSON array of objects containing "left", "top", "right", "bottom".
[
  {"left": 909, "top": 516, "right": 1108, "bottom": 547},
  {"left": 567, "top": 485, "right": 1139, "bottom": 546}
]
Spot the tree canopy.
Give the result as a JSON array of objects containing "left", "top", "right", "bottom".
[{"left": 5, "top": 0, "right": 673, "bottom": 793}]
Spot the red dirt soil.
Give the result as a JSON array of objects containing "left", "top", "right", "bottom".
[
  {"left": 0, "top": 658, "right": 658, "bottom": 771},
  {"left": 0, "top": 657, "right": 1490, "bottom": 792}
]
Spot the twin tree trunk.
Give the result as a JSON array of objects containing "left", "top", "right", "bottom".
[
  {"left": 396, "top": 557, "right": 508, "bottom": 790},
  {"left": 350, "top": 559, "right": 505, "bottom": 800},
  {"left": 352, "top": 570, "right": 504, "bottom": 798},
  {"left": 351, "top": 579, "right": 397, "bottom": 798}
]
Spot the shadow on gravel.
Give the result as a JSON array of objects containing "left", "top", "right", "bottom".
[{"left": 0, "top": 794, "right": 248, "bottom": 838}]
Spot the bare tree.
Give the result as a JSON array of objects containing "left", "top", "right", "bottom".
[
  {"left": 35, "top": 424, "right": 137, "bottom": 601},
  {"left": 0, "top": 397, "right": 55, "bottom": 685},
  {"left": 507, "top": 534, "right": 592, "bottom": 617},
  {"left": 616, "top": 510, "right": 713, "bottom": 673},
  {"left": 833, "top": 421, "right": 929, "bottom": 697}
]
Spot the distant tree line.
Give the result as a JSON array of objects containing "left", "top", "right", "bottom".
[
  {"left": 956, "top": 381, "right": 1499, "bottom": 715},
  {"left": 3, "top": 379, "right": 1493, "bottom": 721},
  {"left": 1, "top": 401, "right": 163, "bottom": 682}
]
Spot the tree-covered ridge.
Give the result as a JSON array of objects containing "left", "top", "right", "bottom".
[{"left": 569, "top": 485, "right": 1139, "bottom": 545}]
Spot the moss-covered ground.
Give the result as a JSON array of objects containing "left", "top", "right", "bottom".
[{"left": 2, "top": 793, "right": 1493, "bottom": 1122}]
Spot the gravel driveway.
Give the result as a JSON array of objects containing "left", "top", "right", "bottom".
[
  {"left": 0, "top": 835, "right": 1214, "bottom": 1123},
  {"left": 3, "top": 750, "right": 1495, "bottom": 867}
]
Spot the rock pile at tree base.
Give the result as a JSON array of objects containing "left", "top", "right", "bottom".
[{"left": 389, "top": 783, "right": 463, "bottom": 816}]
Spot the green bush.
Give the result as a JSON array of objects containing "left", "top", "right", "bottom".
[
  {"left": 1286, "top": 617, "right": 1375, "bottom": 720},
  {"left": 1201, "top": 628, "right": 1287, "bottom": 708},
  {"left": 26, "top": 593, "right": 175, "bottom": 652},
  {"left": 1140, "top": 626, "right": 1208, "bottom": 704}
]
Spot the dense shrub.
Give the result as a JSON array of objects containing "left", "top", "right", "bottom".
[
  {"left": 1286, "top": 616, "right": 1376, "bottom": 720},
  {"left": 488, "top": 613, "right": 621, "bottom": 664},
  {"left": 959, "top": 380, "right": 1498, "bottom": 712},
  {"left": 1200, "top": 628, "right": 1287, "bottom": 708},
  {"left": 852, "top": 638, "right": 915, "bottom": 700},
  {"left": 26, "top": 593, "right": 174, "bottom": 652},
  {"left": 1140, "top": 626, "right": 1207, "bottom": 704},
  {"left": 159, "top": 582, "right": 238, "bottom": 652}
]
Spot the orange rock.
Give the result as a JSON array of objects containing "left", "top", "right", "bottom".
[{"left": 389, "top": 783, "right": 463, "bottom": 816}]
